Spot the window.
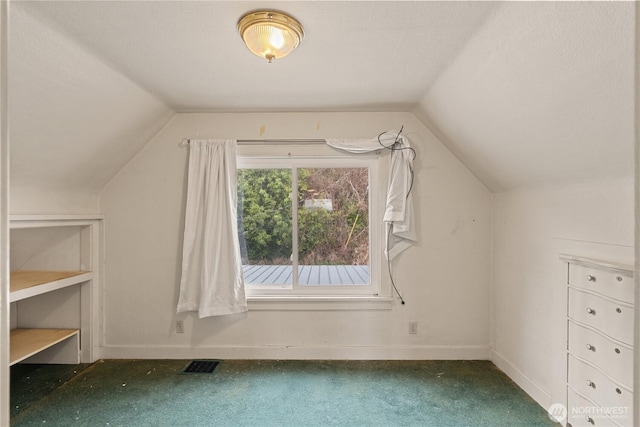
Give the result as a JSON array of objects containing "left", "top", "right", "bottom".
[{"left": 237, "top": 155, "right": 380, "bottom": 297}]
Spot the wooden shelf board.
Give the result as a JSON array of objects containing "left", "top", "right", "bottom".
[
  {"left": 11, "top": 270, "right": 86, "bottom": 291},
  {"left": 10, "top": 328, "right": 79, "bottom": 366},
  {"left": 10, "top": 270, "right": 91, "bottom": 302}
]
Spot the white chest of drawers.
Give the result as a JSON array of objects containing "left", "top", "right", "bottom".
[{"left": 560, "top": 255, "right": 634, "bottom": 427}]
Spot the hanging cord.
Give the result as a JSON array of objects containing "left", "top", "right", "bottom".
[
  {"left": 377, "top": 126, "right": 416, "bottom": 305},
  {"left": 387, "top": 224, "right": 405, "bottom": 305}
]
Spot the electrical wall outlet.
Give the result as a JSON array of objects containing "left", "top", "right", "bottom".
[
  {"left": 176, "top": 320, "right": 184, "bottom": 334},
  {"left": 409, "top": 321, "right": 418, "bottom": 335}
]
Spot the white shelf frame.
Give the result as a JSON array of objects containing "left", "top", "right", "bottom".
[{"left": 9, "top": 215, "right": 103, "bottom": 364}]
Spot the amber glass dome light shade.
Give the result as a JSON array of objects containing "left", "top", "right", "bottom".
[{"left": 238, "top": 11, "right": 304, "bottom": 63}]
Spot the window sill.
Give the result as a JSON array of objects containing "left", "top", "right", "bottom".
[{"left": 247, "top": 295, "right": 395, "bottom": 311}]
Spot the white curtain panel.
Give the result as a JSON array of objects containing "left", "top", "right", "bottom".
[
  {"left": 326, "top": 133, "right": 417, "bottom": 260},
  {"left": 177, "top": 139, "right": 247, "bottom": 318}
]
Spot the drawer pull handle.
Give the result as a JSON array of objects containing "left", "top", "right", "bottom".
[
  {"left": 586, "top": 307, "right": 596, "bottom": 315},
  {"left": 616, "top": 388, "right": 622, "bottom": 394},
  {"left": 586, "top": 380, "right": 596, "bottom": 388},
  {"left": 585, "top": 416, "right": 595, "bottom": 425},
  {"left": 616, "top": 308, "right": 622, "bottom": 313},
  {"left": 586, "top": 344, "right": 596, "bottom": 352},
  {"left": 615, "top": 348, "right": 621, "bottom": 354},
  {"left": 616, "top": 276, "right": 623, "bottom": 282},
  {"left": 587, "top": 275, "right": 596, "bottom": 282}
]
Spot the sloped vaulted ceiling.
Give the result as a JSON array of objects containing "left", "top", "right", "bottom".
[
  {"left": 8, "top": 1, "right": 636, "bottom": 205},
  {"left": 9, "top": 2, "right": 174, "bottom": 211},
  {"left": 414, "top": 1, "right": 635, "bottom": 191}
]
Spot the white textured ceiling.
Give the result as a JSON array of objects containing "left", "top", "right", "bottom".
[
  {"left": 9, "top": 2, "right": 174, "bottom": 208},
  {"left": 16, "top": 1, "right": 499, "bottom": 112},
  {"left": 414, "top": 1, "right": 635, "bottom": 191},
  {"left": 8, "top": 0, "right": 636, "bottom": 201}
]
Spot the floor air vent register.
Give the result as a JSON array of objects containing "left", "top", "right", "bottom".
[{"left": 182, "top": 360, "right": 220, "bottom": 374}]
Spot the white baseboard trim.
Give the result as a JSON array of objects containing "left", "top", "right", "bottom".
[
  {"left": 491, "top": 349, "right": 551, "bottom": 410},
  {"left": 99, "top": 344, "right": 492, "bottom": 361}
]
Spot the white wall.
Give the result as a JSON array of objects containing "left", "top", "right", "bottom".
[
  {"left": 0, "top": 0, "right": 9, "bottom": 424},
  {"left": 491, "top": 177, "right": 634, "bottom": 408},
  {"left": 99, "top": 112, "right": 492, "bottom": 360}
]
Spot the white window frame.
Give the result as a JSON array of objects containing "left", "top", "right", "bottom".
[{"left": 237, "top": 154, "right": 382, "bottom": 299}]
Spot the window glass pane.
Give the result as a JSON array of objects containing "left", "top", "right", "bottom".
[
  {"left": 237, "top": 169, "right": 292, "bottom": 287},
  {"left": 297, "top": 167, "right": 369, "bottom": 285}
]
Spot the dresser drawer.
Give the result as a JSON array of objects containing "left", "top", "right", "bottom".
[
  {"left": 568, "top": 288, "right": 633, "bottom": 345},
  {"left": 568, "top": 355, "right": 633, "bottom": 414},
  {"left": 568, "top": 321, "right": 633, "bottom": 389},
  {"left": 569, "top": 263, "right": 633, "bottom": 304},
  {"left": 568, "top": 388, "right": 624, "bottom": 427}
]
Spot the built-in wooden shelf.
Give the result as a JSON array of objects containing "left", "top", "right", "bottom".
[
  {"left": 10, "top": 270, "right": 91, "bottom": 303},
  {"left": 7, "top": 216, "right": 102, "bottom": 371},
  {"left": 10, "top": 328, "right": 79, "bottom": 366}
]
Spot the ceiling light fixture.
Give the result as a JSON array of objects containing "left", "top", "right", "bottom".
[{"left": 237, "top": 10, "right": 304, "bottom": 63}]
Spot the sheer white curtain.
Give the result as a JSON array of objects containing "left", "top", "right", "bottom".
[
  {"left": 327, "top": 133, "right": 417, "bottom": 260},
  {"left": 177, "top": 139, "right": 247, "bottom": 318}
]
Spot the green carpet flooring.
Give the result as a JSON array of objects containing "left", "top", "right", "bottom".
[{"left": 10, "top": 359, "right": 557, "bottom": 426}]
